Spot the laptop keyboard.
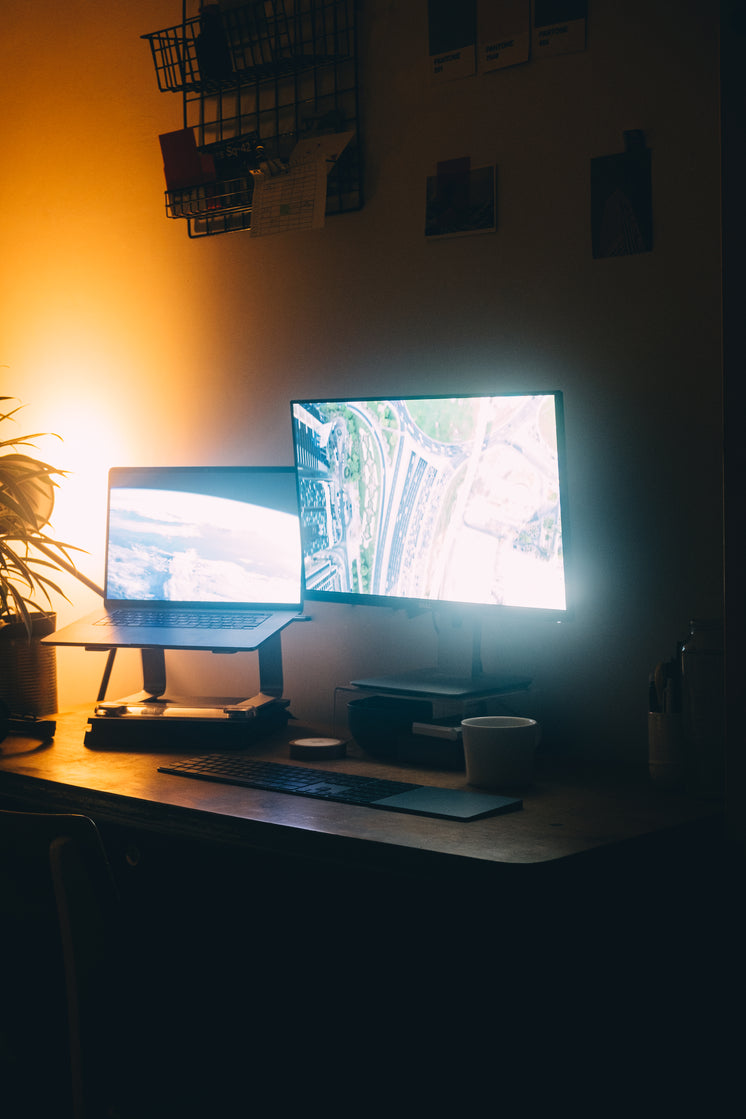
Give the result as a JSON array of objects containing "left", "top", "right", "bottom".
[{"left": 97, "top": 610, "right": 271, "bottom": 629}]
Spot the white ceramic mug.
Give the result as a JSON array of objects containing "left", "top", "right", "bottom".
[{"left": 461, "top": 716, "right": 540, "bottom": 790}]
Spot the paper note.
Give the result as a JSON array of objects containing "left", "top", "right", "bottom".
[
  {"left": 289, "top": 131, "right": 354, "bottom": 175},
  {"left": 478, "top": 0, "right": 530, "bottom": 73},
  {"left": 532, "top": 0, "right": 587, "bottom": 58},
  {"left": 249, "top": 159, "right": 328, "bottom": 237}
]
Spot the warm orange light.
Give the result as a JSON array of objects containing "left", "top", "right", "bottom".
[{"left": 43, "top": 401, "right": 127, "bottom": 562}]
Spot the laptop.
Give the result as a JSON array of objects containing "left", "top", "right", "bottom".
[{"left": 45, "top": 466, "right": 304, "bottom": 652}]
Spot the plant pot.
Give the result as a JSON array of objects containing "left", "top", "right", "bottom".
[{"left": 0, "top": 612, "right": 58, "bottom": 717}]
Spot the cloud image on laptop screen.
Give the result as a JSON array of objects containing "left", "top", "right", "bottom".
[{"left": 106, "top": 488, "right": 301, "bottom": 604}]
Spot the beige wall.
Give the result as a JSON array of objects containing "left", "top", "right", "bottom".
[{"left": 1, "top": 1, "right": 722, "bottom": 759}]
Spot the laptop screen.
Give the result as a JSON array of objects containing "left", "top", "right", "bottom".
[{"left": 104, "top": 467, "right": 303, "bottom": 609}]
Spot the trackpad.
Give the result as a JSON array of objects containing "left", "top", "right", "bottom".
[{"left": 374, "top": 787, "right": 522, "bottom": 821}]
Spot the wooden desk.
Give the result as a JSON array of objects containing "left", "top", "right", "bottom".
[
  {"left": 0, "top": 709, "right": 731, "bottom": 1114},
  {"left": 0, "top": 707, "right": 723, "bottom": 871}
]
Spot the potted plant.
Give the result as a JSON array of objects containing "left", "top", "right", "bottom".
[{"left": 1, "top": 395, "right": 79, "bottom": 716}]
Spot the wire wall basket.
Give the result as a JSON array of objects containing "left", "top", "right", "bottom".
[
  {"left": 142, "top": 0, "right": 353, "bottom": 92},
  {"left": 165, "top": 176, "right": 255, "bottom": 219},
  {"left": 145, "top": 0, "right": 360, "bottom": 237}
]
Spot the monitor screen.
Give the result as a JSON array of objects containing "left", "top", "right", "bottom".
[{"left": 290, "top": 392, "right": 570, "bottom": 619}]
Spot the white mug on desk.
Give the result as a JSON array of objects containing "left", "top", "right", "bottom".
[{"left": 461, "top": 716, "right": 540, "bottom": 790}]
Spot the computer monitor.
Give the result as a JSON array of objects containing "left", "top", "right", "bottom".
[{"left": 290, "top": 392, "right": 570, "bottom": 694}]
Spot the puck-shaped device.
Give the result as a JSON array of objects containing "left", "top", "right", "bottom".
[{"left": 289, "top": 737, "right": 347, "bottom": 759}]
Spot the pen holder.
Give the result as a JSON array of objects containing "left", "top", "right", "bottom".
[{"left": 648, "top": 711, "right": 686, "bottom": 788}]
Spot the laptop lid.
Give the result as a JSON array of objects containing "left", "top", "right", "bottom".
[
  {"left": 103, "top": 466, "right": 302, "bottom": 610},
  {"left": 46, "top": 466, "right": 304, "bottom": 652}
]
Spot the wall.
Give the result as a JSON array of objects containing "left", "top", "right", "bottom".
[{"left": 1, "top": 1, "right": 722, "bottom": 760}]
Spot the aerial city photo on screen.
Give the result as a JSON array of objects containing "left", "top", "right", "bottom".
[{"left": 291, "top": 394, "right": 568, "bottom": 612}]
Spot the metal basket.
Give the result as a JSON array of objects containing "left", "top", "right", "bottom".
[{"left": 142, "top": 1, "right": 351, "bottom": 92}]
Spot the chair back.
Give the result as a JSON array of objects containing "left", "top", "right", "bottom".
[{"left": 0, "top": 809, "right": 125, "bottom": 1119}]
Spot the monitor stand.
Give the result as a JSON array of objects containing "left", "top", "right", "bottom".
[
  {"left": 351, "top": 667, "right": 531, "bottom": 699},
  {"left": 351, "top": 617, "right": 531, "bottom": 699}
]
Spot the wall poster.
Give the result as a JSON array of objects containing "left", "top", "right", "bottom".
[
  {"left": 591, "top": 139, "right": 653, "bottom": 258},
  {"left": 425, "top": 157, "right": 497, "bottom": 239}
]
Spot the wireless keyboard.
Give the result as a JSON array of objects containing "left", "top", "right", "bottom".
[{"left": 158, "top": 755, "right": 523, "bottom": 821}]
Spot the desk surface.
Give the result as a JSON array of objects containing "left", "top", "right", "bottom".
[{"left": 0, "top": 708, "right": 723, "bottom": 881}]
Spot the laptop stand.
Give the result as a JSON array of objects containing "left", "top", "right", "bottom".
[{"left": 84, "top": 631, "right": 291, "bottom": 750}]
